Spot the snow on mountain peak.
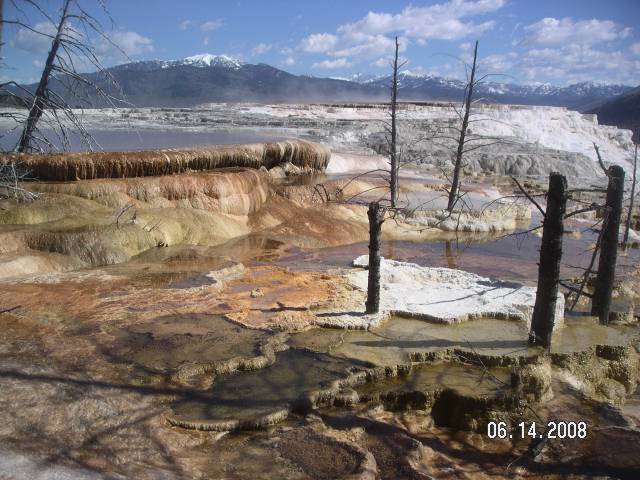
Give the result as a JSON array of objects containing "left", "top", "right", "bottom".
[
  {"left": 168, "top": 54, "right": 244, "bottom": 69},
  {"left": 335, "top": 73, "right": 381, "bottom": 83},
  {"left": 400, "top": 70, "right": 431, "bottom": 79}
]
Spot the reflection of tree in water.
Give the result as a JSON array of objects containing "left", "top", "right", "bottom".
[{"left": 444, "top": 240, "right": 457, "bottom": 269}]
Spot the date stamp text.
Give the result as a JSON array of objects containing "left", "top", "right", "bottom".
[{"left": 487, "top": 421, "right": 587, "bottom": 440}]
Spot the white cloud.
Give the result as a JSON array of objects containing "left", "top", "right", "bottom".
[
  {"left": 479, "top": 53, "right": 514, "bottom": 72},
  {"left": 16, "top": 22, "right": 153, "bottom": 59},
  {"left": 335, "top": 0, "right": 504, "bottom": 42},
  {"left": 298, "top": 33, "right": 338, "bottom": 53},
  {"left": 512, "top": 16, "right": 639, "bottom": 85},
  {"left": 200, "top": 19, "right": 224, "bottom": 32},
  {"left": 251, "top": 43, "right": 273, "bottom": 56},
  {"left": 203, "top": 37, "right": 209, "bottom": 46},
  {"left": 13, "top": 17, "right": 153, "bottom": 58},
  {"left": 312, "top": 58, "right": 352, "bottom": 69},
  {"left": 179, "top": 20, "right": 194, "bottom": 31},
  {"left": 405, "top": 66, "right": 427, "bottom": 74},
  {"left": 631, "top": 42, "right": 640, "bottom": 56},
  {"left": 371, "top": 53, "right": 411, "bottom": 69},
  {"left": 13, "top": 21, "right": 56, "bottom": 53},
  {"left": 283, "top": 56, "right": 296, "bottom": 66},
  {"left": 295, "top": 1, "right": 505, "bottom": 67},
  {"left": 372, "top": 57, "right": 391, "bottom": 68},
  {"left": 522, "top": 17, "right": 630, "bottom": 46},
  {"left": 14, "top": 20, "right": 153, "bottom": 68},
  {"left": 518, "top": 44, "right": 640, "bottom": 84},
  {"left": 333, "top": 34, "right": 400, "bottom": 60},
  {"left": 97, "top": 31, "right": 154, "bottom": 58}
]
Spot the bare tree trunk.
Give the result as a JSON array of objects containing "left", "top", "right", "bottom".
[
  {"left": 529, "top": 172, "right": 567, "bottom": 348},
  {"left": 389, "top": 36, "right": 399, "bottom": 208},
  {"left": 592, "top": 165, "right": 625, "bottom": 324},
  {"left": 0, "top": 0, "right": 5, "bottom": 58},
  {"left": 16, "top": 0, "right": 71, "bottom": 153},
  {"left": 366, "top": 201, "right": 385, "bottom": 314},
  {"left": 623, "top": 143, "right": 638, "bottom": 247},
  {"left": 447, "top": 40, "right": 478, "bottom": 212}
]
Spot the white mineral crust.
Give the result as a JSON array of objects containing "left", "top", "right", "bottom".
[{"left": 346, "top": 256, "right": 564, "bottom": 329}]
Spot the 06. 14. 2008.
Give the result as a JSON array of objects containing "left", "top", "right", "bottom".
[{"left": 487, "top": 421, "right": 587, "bottom": 439}]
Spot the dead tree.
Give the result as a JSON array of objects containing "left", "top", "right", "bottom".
[
  {"left": 0, "top": 1, "right": 126, "bottom": 202},
  {"left": 379, "top": 36, "right": 407, "bottom": 208},
  {"left": 1, "top": 0, "right": 126, "bottom": 153},
  {"left": 16, "top": 0, "right": 71, "bottom": 152},
  {"left": 389, "top": 36, "right": 400, "bottom": 208},
  {"left": 592, "top": 165, "right": 625, "bottom": 324},
  {"left": 424, "top": 40, "right": 510, "bottom": 216},
  {"left": 529, "top": 172, "right": 567, "bottom": 348},
  {"left": 0, "top": 0, "right": 4, "bottom": 57},
  {"left": 366, "top": 201, "right": 385, "bottom": 314},
  {"left": 447, "top": 40, "right": 478, "bottom": 212},
  {"left": 623, "top": 142, "right": 638, "bottom": 247}
]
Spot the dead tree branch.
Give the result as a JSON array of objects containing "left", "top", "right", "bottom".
[{"left": 511, "top": 176, "right": 545, "bottom": 217}]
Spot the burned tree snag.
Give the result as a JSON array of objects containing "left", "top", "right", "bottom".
[
  {"left": 592, "top": 165, "right": 625, "bottom": 324},
  {"left": 529, "top": 172, "right": 567, "bottom": 348},
  {"left": 366, "top": 201, "right": 385, "bottom": 314}
]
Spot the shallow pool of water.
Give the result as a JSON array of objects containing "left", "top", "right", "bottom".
[
  {"left": 170, "top": 348, "right": 358, "bottom": 423},
  {"left": 275, "top": 226, "right": 639, "bottom": 285},
  {"left": 292, "top": 317, "right": 534, "bottom": 366},
  {"left": 103, "top": 313, "right": 269, "bottom": 375},
  {"left": 356, "top": 362, "right": 512, "bottom": 399},
  {"left": 292, "top": 315, "right": 637, "bottom": 367},
  {"left": 552, "top": 315, "right": 636, "bottom": 353},
  {"left": 0, "top": 127, "right": 286, "bottom": 152}
]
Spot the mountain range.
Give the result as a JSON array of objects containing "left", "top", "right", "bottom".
[
  {"left": 12, "top": 54, "right": 637, "bottom": 112},
  {"left": 587, "top": 86, "right": 640, "bottom": 142}
]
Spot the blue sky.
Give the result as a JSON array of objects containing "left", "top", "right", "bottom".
[{"left": 3, "top": 0, "right": 640, "bottom": 86}]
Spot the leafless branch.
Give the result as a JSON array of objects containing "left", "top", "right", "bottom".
[
  {"left": 593, "top": 143, "right": 610, "bottom": 177},
  {"left": 511, "top": 176, "right": 546, "bottom": 217}
]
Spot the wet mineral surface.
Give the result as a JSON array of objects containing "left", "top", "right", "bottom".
[
  {"left": 1, "top": 147, "right": 640, "bottom": 478},
  {"left": 1, "top": 223, "right": 639, "bottom": 479}
]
